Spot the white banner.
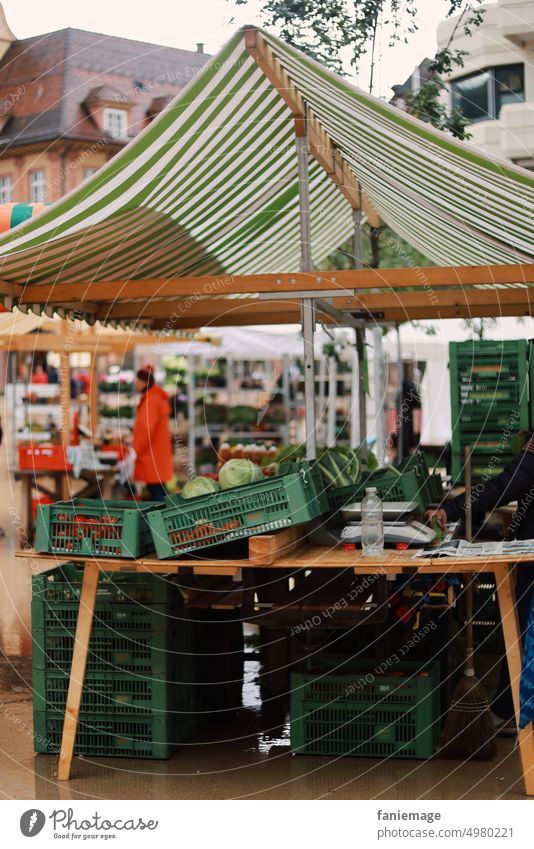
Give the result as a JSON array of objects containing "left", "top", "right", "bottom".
[{"left": 3, "top": 800, "right": 533, "bottom": 848}]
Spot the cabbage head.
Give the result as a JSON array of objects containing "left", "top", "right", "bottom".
[
  {"left": 219, "top": 459, "right": 263, "bottom": 490},
  {"left": 181, "top": 477, "right": 221, "bottom": 499}
]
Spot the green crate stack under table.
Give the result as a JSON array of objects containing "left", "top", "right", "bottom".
[
  {"left": 31, "top": 565, "right": 198, "bottom": 759},
  {"left": 449, "top": 340, "right": 532, "bottom": 484},
  {"left": 290, "top": 658, "right": 440, "bottom": 759}
]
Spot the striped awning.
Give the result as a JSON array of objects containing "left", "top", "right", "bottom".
[{"left": 0, "top": 26, "right": 532, "bottom": 326}]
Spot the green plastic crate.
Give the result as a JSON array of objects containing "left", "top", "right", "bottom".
[
  {"left": 32, "top": 668, "right": 195, "bottom": 715},
  {"left": 32, "top": 563, "right": 183, "bottom": 604},
  {"left": 35, "top": 499, "right": 163, "bottom": 558},
  {"left": 290, "top": 659, "right": 440, "bottom": 759},
  {"left": 33, "top": 711, "right": 186, "bottom": 759},
  {"left": 31, "top": 625, "right": 191, "bottom": 675},
  {"left": 326, "top": 468, "right": 427, "bottom": 513},
  {"left": 149, "top": 467, "right": 328, "bottom": 559},
  {"left": 31, "top": 567, "right": 185, "bottom": 632},
  {"left": 450, "top": 340, "right": 531, "bottom": 458}
]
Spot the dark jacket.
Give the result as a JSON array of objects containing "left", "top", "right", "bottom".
[{"left": 445, "top": 439, "right": 534, "bottom": 540}]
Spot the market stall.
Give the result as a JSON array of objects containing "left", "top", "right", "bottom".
[
  {"left": 0, "top": 25, "right": 533, "bottom": 790},
  {"left": 0, "top": 313, "right": 209, "bottom": 535}
]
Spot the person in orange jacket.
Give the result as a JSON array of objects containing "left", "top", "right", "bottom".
[{"left": 132, "top": 365, "right": 173, "bottom": 500}]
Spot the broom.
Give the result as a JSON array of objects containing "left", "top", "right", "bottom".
[{"left": 439, "top": 445, "right": 497, "bottom": 760}]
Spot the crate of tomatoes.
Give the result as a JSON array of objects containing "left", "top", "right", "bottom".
[{"left": 35, "top": 498, "right": 163, "bottom": 558}]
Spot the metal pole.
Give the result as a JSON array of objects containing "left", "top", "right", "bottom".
[
  {"left": 352, "top": 205, "right": 367, "bottom": 458},
  {"left": 187, "top": 354, "right": 196, "bottom": 476},
  {"left": 326, "top": 355, "right": 337, "bottom": 447},
  {"left": 10, "top": 351, "right": 17, "bottom": 465},
  {"left": 396, "top": 324, "right": 404, "bottom": 463},
  {"left": 350, "top": 343, "right": 359, "bottom": 450},
  {"left": 317, "top": 355, "right": 326, "bottom": 444},
  {"left": 352, "top": 206, "right": 363, "bottom": 269},
  {"left": 281, "top": 353, "right": 290, "bottom": 445},
  {"left": 355, "top": 328, "right": 368, "bottom": 460},
  {"left": 296, "top": 116, "right": 316, "bottom": 460},
  {"left": 373, "top": 326, "right": 386, "bottom": 464}
]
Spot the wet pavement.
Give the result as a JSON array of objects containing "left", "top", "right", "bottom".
[{"left": 0, "top": 448, "right": 528, "bottom": 800}]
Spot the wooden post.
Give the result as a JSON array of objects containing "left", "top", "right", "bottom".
[
  {"left": 495, "top": 563, "right": 534, "bottom": 796},
  {"left": 57, "top": 561, "right": 100, "bottom": 781}
]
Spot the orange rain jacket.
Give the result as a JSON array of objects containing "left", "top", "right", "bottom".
[{"left": 132, "top": 385, "right": 173, "bottom": 484}]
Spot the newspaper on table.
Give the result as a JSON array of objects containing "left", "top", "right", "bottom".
[{"left": 412, "top": 539, "right": 534, "bottom": 559}]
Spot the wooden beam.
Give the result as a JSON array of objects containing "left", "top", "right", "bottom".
[
  {"left": 100, "top": 287, "right": 534, "bottom": 323},
  {"left": 19, "top": 264, "right": 534, "bottom": 305},
  {"left": 0, "top": 279, "right": 23, "bottom": 298},
  {"left": 0, "top": 332, "right": 199, "bottom": 352},
  {"left": 243, "top": 26, "right": 379, "bottom": 223},
  {"left": 148, "top": 301, "right": 534, "bottom": 328}
]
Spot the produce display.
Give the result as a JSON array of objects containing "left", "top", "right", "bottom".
[
  {"left": 181, "top": 477, "right": 220, "bottom": 499},
  {"left": 218, "top": 458, "right": 264, "bottom": 490},
  {"left": 267, "top": 444, "right": 379, "bottom": 490}
]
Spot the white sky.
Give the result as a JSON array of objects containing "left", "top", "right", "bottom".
[{"left": 0, "top": 0, "right": 487, "bottom": 98}]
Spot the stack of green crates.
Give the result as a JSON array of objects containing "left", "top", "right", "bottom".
[
  {"left": 32, "top": 564, "right": 197, "bottom": 759},
  {"left": 449, "top": 340, "right": 532, "bottom": 484},
  {"left": 290, "top": 657, "right": 440, "bottom": 759}
]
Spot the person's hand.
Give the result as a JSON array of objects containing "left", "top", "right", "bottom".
[{"left": 425, "top": 508, "right": 447, "bottom": 530}]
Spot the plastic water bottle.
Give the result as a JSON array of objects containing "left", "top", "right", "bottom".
[{"left": 361, "top": 487, "right": 384, "bottom": 556}]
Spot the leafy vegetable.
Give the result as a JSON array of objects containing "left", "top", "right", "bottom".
[
  {"left": 219, "top": 459, "right": 264, "bottom": 490},
  {"left": 181, "top": 477, "right": 221, "bottom": 499}
]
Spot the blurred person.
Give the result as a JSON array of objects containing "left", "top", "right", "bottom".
[
  {"left": 132, "top": 365, "right": 173, "bottom": 501},
  {"left": 385, "top": 431, "right": 398, "bottom": 463},
  {"left": 32, "top": 364, "right": 48, "bottom": 384}
]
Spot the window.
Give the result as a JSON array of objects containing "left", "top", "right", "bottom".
[
  {"left": 83, "top": 167, "right": 97, "bottom": 180},
  {"left": 452, "top": 71, "right": 491, "bottom": 121},
  {"left": 451, "top": 64, "right": 524, "bottom": 122},
  {"left": 495, "top": 65, "right": 525, "bottom": 112},
  {"left": 0, "top": 174, "right": 13, "bottom": 203},
  {"left": 29, "top": 170, "right": 46, "bottom": 203},
  {"left": 103, "top": 107, "right": 128, "bottom": 139}
]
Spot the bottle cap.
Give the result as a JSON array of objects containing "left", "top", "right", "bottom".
[
  {"left": 365, "top": 487, "right": 377, "bottom": 494},
  {"left": 343, "top": 543, "right": 356, "bottom": 551}
]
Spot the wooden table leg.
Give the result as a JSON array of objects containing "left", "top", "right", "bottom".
[
  {"left": 101, "top": 472, "right": 113, "bottom": 499},
  {"left": 21, "top": 476, "right": 33, "bottom": 545},
  {"left": 57, "top": 561, "right": 99, "bottom": 781},
  {"left": 495, "top": 563, "right": 534, "bottom": 796},
  {"left": 60, "top": 472, "right": 71, "bottom": 501}
]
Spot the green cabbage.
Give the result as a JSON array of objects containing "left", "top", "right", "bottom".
[
  {"left": 219, "top": 459, "right": 263, "bottom": 490},
  {"left": 181, "top": 477, "right": 221, "bottom": 499}
]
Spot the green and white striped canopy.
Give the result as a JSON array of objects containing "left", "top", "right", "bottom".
[{"left": 0, "top": 26, "right": 532, "bottom": 323}]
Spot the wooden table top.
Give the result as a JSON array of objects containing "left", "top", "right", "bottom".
[{"left": 17, "top": 545, "right": 534, "bottom": 575}]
